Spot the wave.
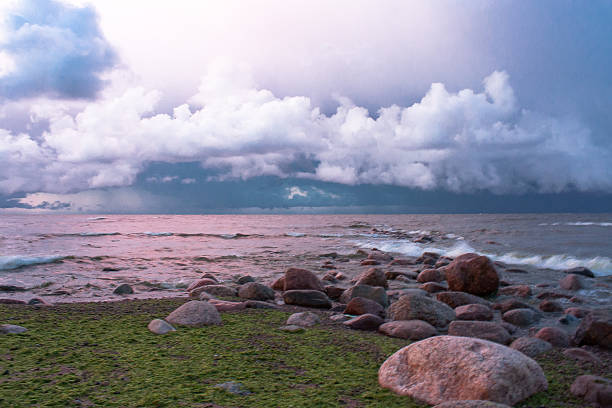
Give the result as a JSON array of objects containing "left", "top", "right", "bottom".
[
  {"left": 491, "top": 253, "right": 612, "bottom": 276},
  {"left": 143, "top": 232, "right": 174, "bottom": 236},
  {"left": 354, "top": 239, "right": 612, "bottom": 276},
  {"left": 566, "top": 222, "right": 612, "bottom": 227},
  {"left": 285, "top": 232, "right": 306, "bottom": 237},
  {"left": 0, "top": 255, "right": 66, "bottom": 271},
  {"left": 539, "top": 222, "right": 612, "bottom": 227},
  {"left": 87, "top": 217, "right": 107, "bottom": 221}
]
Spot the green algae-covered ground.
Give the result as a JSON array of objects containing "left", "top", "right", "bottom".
[{"left": 0, "top": 299, "right": 606, "bottom": 407}]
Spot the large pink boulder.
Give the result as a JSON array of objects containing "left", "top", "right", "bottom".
[
  {"left": 283, "top": 268, "right": 324, "bottom": 291},
  {"left": 445, "top": 253, "right": 500, "bottom": 296},
  {"left": 378, "top": 336, "right": 547, "bottom": 406}
]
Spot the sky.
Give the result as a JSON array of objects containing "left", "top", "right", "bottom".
[{"left": 1, "top": 0, "right": 612, "bottom": 213}]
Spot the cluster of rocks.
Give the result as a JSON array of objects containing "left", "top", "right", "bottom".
[
  {"left": 259, "top": 249, "right": 610, "bottom": 407},
  {"left": 151, "top": 248, "right": 610, "bottom": 406},
  {"left": 14, "top": 246, "right": 595, "bottom": 406}
]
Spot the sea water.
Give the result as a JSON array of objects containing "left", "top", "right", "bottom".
[{"left": 1, "top": 213, "right": 610, "bottom": 302}]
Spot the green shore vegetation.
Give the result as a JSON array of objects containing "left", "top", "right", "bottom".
[{"left": 0, "top": 298, "right": 607, "bottom": 407}]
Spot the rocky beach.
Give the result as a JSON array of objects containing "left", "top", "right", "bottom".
[{"left": 2, "top": 234, "right": 611, "bottom": 407}]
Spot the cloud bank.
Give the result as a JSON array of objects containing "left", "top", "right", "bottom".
[
  {"left": 1, "top": 61, "right": 611, "bottom": 196},
  {"left": 0, "top": 0, "right": 116, "bottom": 99}
]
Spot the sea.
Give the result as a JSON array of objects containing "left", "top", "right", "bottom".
[{"left": 1, "top": 214, "right": 611, "bottom": 303}]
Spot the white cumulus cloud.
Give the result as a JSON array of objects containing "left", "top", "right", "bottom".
[{"left": 0, "top": 63, "right": 611, "bottom": 195}]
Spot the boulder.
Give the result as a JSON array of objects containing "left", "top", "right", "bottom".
[
  {"left": 534, "top": 327, "right": 570, "bottom": 347},
  {"left": 355, "top": 268, "right": 388, "bottom": 288},
  {"left": 27, "top": 298, "right": 49, "bottom": 305},
  {"left": 214, "top": 381, "right": 252, "bottom": 396},
  {"left": 236, "top": 275, "right": 255, "bottom": 284},
  {"left": 536, "top": 291, "right": 572, "bottom": 300},
  {"left": 165, "top": 301, "right": 222, "bottom": 327},
  {"left": 323, "top": 285, "right": 344, "bottom": 300},
  {"left": 420, "top": 282, "right": 447, "bottom": 293},
  {"left": 113, "top": 284, "right": 133, "bottom": 295},
  {"left": 417, "top": 268, "right": 445, "bottom": 283},
  {"left": 559, "top": 314, "right": 579, "bottom": 325},
  {"left": 283, "top": 267, "right": 324, "bottom": 291},
  {"left": 283, "top": 290, "right": 331, "bottom": 308},
  {"left": 436, "top": 291, "right": 491, "bottom": 309},
  {"left": 270, "top": 276, "right": 285, "bottom": 290},
  {"left": 367, "top": 250, "right": 393, "bottom": 262},
  {"left": 455, "top": 304, "right": 493, "bottom": 321},
  {"left": 572, "top": 309, "right": 612, "bottom": 349},
  {"left": 279, "top": 325, "right": 304, "bottom": 333},
  {"left": 389, "top": 258, "right": 416, "bottom": 266},
  {"left": 344, "top": 297, "right": 384, "bottom": 317},
  {"left": 565, "top": 307, "right": 591, "bottom": 318},
  {"left": 208, "top": 299, "right": 247, "bottom": 312},
  {"left": 147, "top": 319, "right": 176, "bottom": 334},
  {"left": 560, "top": 274, "right": 584, "bottom": 291},
  {"left": 448, "top": 321, "right": 511, "bottom": 344},
  {"left": 199, "top": 285, "right": 237, "bottom": 298},
  {"left": 445, "top": 253, "right": 499, "bottom": 296},
  {"left": 200, "top": 273, "right": 218, "bottom": 282},
  {"left": 539, "top": 299, "right": 563, "bottom": 313},
  {"left": 563, "top": 348, "right": 601, "bottom": 364},
  {"left": 493, "top": 298, "right": 532, "bottom": 314},
  {"left": 186, "top": 278, "right": 217, "bottom": 292},
  {"left": 286, "top": 311, "right": 321, "bottom": 327},
  {"left": 378, "top": 336, "right": 548, "bottom": 406},
  {"left": 378, "top": 320, "right": 437, "bottom": 340},
  {"left": 388, "top": 294, "right": 455, "bottom": 328},
  {"left": 416, "top": 252, "right": 439, "bottom": 265},
  {"left": 502, "top": 308, "right": 538, "bottom": 327},
  {"left": 244, "top": 300, "right": 279, "bottom": 309},
  {"left": 0, "top": 299, "right": 26, "bottom": 304},
  {"left": 509, "top": 337, "right": 552, "bottom": 358},
  {"left": 361, "top": 259, "right": 380, "bottom": 266},
  {"left": 343, "top": 314, "right": 383, "bottom": 331},
  {"left": 340, "top": 284, "right": 388, "bottom": 307},
  {"left": 570, "top": 375, "right": 612, "bottom": 407},
  {"left": 498, "top": 285, "right": 532, "bottom": 298},
  {"left": 0, "top": 324, "right": 27, "bottom": 334},
  {"left": 238, "top": 282, "right": 275, "bottom": 301},
  {"left": 564, "top": 267, "right": 595, "bottom": 278},
  {"left": 433, "top": 401, "right": 512, "bottom": 408}
]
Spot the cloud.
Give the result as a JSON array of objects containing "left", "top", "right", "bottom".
[
  {"left": 0, "top": 63, "right": 611, "bottom": 196},
  {"left": 0, "top": 0, "right": 117, "bottom": 99},
  {"left": 287, "top": 186, "right": 308, "bottom": 200}
]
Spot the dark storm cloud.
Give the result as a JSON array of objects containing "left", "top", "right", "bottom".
[{"left": 0, "top": 0, "right": 117, "bottom": 99}]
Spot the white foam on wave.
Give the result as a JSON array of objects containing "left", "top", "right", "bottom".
[
  {"left": 0, "top": 255, "right": 65, "bottom": 271},
  {"left": 87, "top": 217, "right": 107, "bottom": 221},
  {"left": 539, "top": 221, "right": 612, "bottom": 227},
  {"left": 566, "top": 222, "right": 612, "bottom": 227},
  {"left": 354, "top": 238, "right": 612, "bottom": 276},
  {"left": 285, "top": 232, "right": 306, "bottom": 237},
  {"left": 492, "top": 252, "right": 612, "bottom": 276},
  {"left": 143, "top": 232, "right": 173, "bottom": 236}
]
